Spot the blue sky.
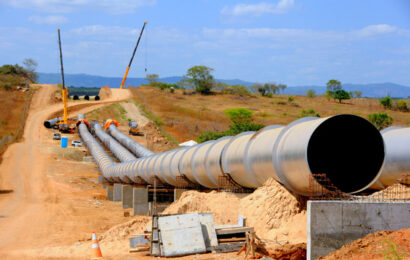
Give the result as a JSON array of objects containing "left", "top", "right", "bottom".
[{"left": 1, "top": 0, "right": 410, "bottom": 86}]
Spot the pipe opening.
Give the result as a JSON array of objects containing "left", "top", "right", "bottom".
[
  {"left": 44, "top": 121, "right": 51, "bottom": 128},
  {"left": 307, "top": 115, "right": 384, "bottom": 193}
]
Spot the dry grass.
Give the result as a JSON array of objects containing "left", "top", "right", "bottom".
[
  {"left": 0, "top": 89, "right": 27, "bottom": 139},
  {"left": 130, "top": 86, "right": 410, "bottom": 142},
  {"left": 85, "top": 103, "right": 129, "bottom": 125}
]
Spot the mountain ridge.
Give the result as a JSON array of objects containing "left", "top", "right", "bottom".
[{"left": 38, "top": 72, "right": 410, "bottom": 98}]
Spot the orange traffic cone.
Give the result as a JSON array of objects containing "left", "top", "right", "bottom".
[{"left": 90, "top": 232, "right": 103, "bottom": 259}]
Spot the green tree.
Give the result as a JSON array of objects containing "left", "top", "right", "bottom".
[
  {"left": 278, "top": 84, "right": 287, "bottom": 94},
  {"left": 353, "top": 90, "right": 362, "bottom": 98},
  {"left": 326, "top": 79, "right": 342, "bottom": 100},
  {"left": 185, "top": 65, "right": 215, "bottom": 95},
  {"left": 146, "top": 74, "right": 159, "bottom": 85},
  {"left": 22, "top": 58, "right": 38, "bottom": 82},
  {"left": 380, "top": 96, "right": 392, "bottom": 109},
  {"left": 397, "top": 100, "right": 408, "bottom": 112},
  {"left": 265, "top": 83, "right": 279, "bottom": 94},
  {"left": 251, "top": 83, "right": 269, "bottom": 96},
  {"left": 326, "top": 79, "right": 342, "bottom": 93},
  {"left": 368, "top": 113, "right": 393, "bottom": 130},
  {"left": 306, "top": 89, "right": 316, "bottom": 98},
  {"left": 334, "top": 90, "right": 351, "bottom": 103}
]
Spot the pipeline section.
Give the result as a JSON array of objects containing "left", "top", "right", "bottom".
[
  {"left": 80, "top": 114, "right": 390, "bottom": 195},
  {"left": 44, "top": 117, "right": 62, "bottom": 128},
  {"left": 107, "top": 123, "right": 154, "bottom": 158},
  {"left": 92, "top": 122, "right": 137, "bottom": 163},
  {"left": 371, "top": 127, "right": 410, "bottom": 189}
]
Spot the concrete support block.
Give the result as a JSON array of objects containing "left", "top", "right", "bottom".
[
  {"left": 133, "top": 187, "right": 148, "bottom": 216},
  {"left": 113, "top": 183, "right": 122, "bottom": 202},
  {"left": 122, "top": 184, "right": 133, "bottom": 209},
  {"left": 174, "top": 188, "right": 186, "bottom": 201},
  {"left": 98, "top": 175, "right": 108, "bottom": 184},
  {"left": 307, "top": 201, "right": 410, "bottom": 260},
  {"left": 106, "top": 185, "right": 113, "bottom": 201}
]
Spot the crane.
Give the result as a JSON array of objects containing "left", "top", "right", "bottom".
[
  {"left": 56, "top": 28, "right": 71, "bottom": 133},
  {"left": 120, "top": 22, "right": 148, "bottom": 89}
]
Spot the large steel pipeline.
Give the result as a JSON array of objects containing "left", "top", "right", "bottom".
[
  {"left": 79, "top": 114, "right": 388, "bottom": 195},
  {"left": 44, "top": 117, "right": 62, "bottom": 128},
  {"left": 106, "top": 122, "right": 154, "bottom": 158},
  {"left": 92, "top": 122, "right": 137, "bottom": 163},
  {"left": 371, "top": 127, "right": 410, "bottom": 189}
]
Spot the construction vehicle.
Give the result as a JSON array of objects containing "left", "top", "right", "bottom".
[
  {"left": 43, "top": 29, "right": 74, "bottom": 133},
  {"left": 120, "top": 22, "right": 148, "bottom": 89},
  {"left": 128, "top": 121, "right": 143, "bottom": 136}
]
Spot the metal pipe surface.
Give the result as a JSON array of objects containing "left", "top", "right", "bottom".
[
  {"left": 44, "top": 117, "right": 62, "bottom": 128},
  {"left": 107, "top": 123, "right": 154, "bottom": 158},
  {"left": 371, "top": 127, "right": 410, "bottom": 189},
  {"left": 79, "top": 114, "right": 387, "bottom": 195}
]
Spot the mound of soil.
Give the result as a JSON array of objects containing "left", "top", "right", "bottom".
[
  {"left": 163, "top": 190, "right": 244, "bottom": 225},
  {"left": 163, "top": 178, "right": 307, "bottom": 244},
  {"left": 98, "top": 86, "right": 112, "bottom": 100},
  {"left": 268, "top": 243, "right": 306, "bottom": 260},
  {"left": 322, "top": 228, "right": 410, "bottom": 260}
]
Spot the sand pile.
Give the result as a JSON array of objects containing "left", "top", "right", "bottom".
[
  {"left": 240, "top": 178, "right": 307, "bottom": 243},
  {"left": 99, "top": 216, "right": 150, "bottom": 242},
  {"left": 322, "top": 228, "right": 410, "bottom": 259},
  {"left": 163, "top": 190, "right": 244, "bottom": 225},
  {"left": 98, "top": 86, "right": 112, "bottom": 100},
  {"left": 163, "top": 178, "right": 307, "bottom": 243}
]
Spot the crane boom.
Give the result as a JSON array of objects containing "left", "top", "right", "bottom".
[
  {"left": 120, "top": 21, "right": 148, "bottom": 89},
  {"left": 57, "top": 29, "right": 68, "bottom": 128}
]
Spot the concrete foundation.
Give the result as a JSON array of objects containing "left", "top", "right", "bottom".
[
  {"left": 113, "top": 183, "right": 122, "bottom": 202},
  {"left": 308, "top": 201, "right": 410, "bottom": 260},
  {"left": 106, "top": 185, "right": 113, "bottom": 201},
  {"left": 122, "top": 184, "right": 133, "bottom": 209},
  {"left": 133, "top": 187, "right": 149, "bottom": 216},
  {"left": 174, "top": 188, "right": 186, "bottom": 201}
]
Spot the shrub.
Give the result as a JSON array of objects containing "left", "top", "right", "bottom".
[
  {"left": 288, "top": 96, "right": 294, "bottom": 103},
  {"left": 367, "top": 113, "right": 393, "bottom": 130},
  {"left": 396, "top": 100, "right": 408, "bottom": 112},
  {"left": 380, "top": 96, "right": 392, "bottom": 109},
  {"left": 299, "top": 109, "right": 320, "bottom": 118},
  {"left": 266, "top": 93, "right": 273, "bottom": 98},
  {"left": 306, "top": 89, "right": 316, "bottom": 98},
  {"left": 197, "top": 107, "right": 265, "bottom": 143},
  {"left": 221, "top": 84, "right": 251, "bottom": 96}
]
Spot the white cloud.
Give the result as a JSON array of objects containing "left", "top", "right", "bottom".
[
  {"left": 5, "top": 0, "right": 156, "bottom": 14},
  {"left": 355, "top": 24, "right": 397, "bottom": 37},
  {"left": 28, "top": 15, "right": 67, "bottom": 25},
  {"left": 221, "top": 0, "right": 295, "bottom": 16}
]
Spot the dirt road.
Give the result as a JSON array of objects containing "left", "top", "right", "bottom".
[{"left": 0, "top": 85, "right": 131, "bottom": 258}]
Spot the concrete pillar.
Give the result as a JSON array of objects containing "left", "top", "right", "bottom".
[
  {"left": 113, "top": 183, "right": 122, "bottom": 202},
  {"left": 122, "top": 184, "right": 133, "bottom": 209},
  {"left": 174, "top": 188, "right": 186, "bottom": 201},
  {"left": 133, "top": 187, "right": 149, "bottom": 216},
  {"left": 106, "top": 185, "right": 113, "bottom": 201}
]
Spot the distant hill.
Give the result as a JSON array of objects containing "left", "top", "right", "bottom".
[
  {"left": 38, "top": 73, "right": 410, "bottom": 98},
  {"left": 284, "top": 83, "right": 410, "bottom": 98},
  {"left": 38, "top": 73, "right": 254, "bottom": 88}
]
